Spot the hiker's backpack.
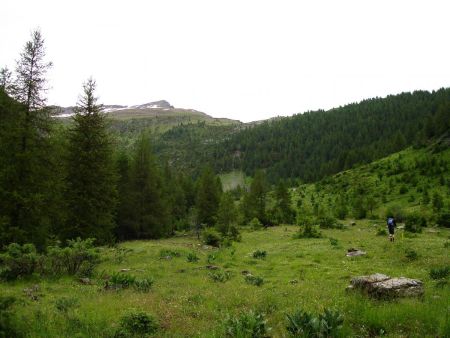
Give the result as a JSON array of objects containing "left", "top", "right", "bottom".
[{"left": 387, "top": 217, "right": 394, "bottom": 226}]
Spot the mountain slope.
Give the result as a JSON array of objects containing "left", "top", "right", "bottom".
[{"left": 210, "top": 88, "right": 450, "bottom": 182}]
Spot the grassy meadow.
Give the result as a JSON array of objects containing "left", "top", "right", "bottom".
[{"left": 1, "top": 222, "right": 449, "bottom": 337}]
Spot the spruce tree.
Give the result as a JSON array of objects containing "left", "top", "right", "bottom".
[
  {"left": 65, "top": 78, "right": 117, "bottom": 243},
  {"left": 0, "top": 67, "right": 12, "bottom": 92},
  {"left": 195, "top": 167, "right": 221, "bottom": 226},
  {"left": 216, "top": 193, "right": 238, "bottom": 235},
  {"left": 129, "top": 134, "right": 169, "bottom": 239},
  {"left": 248, "top": 170, "right": 268, "bottom": 224},
  {"left": 271, "top": 180, "right": 295, "bottom": 224}
]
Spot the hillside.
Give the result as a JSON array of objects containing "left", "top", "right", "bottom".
[
  {"left": 210, "top": 89, "right": 450, "bottom": 182},
  {"left": 292, "top": 141, "right": 450, "bottom": 225}
]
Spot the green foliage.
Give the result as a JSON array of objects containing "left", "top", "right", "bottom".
[
  {"left": 117, "top": 310, "right": 158, "bottom": 337},
  {"left": 0, "top": 296, "right": 20, "bottom": 338},
  {"left": 271, "top": 180, "right": 295, "bottom": 224},
  {"left": 316, "top": 216, "right": 343, "bottom": 229},
  {"left": 159, "top": 249, "right": 182, "bottom": 258},
  {"left": 436, "top": 210, "right": 450, "bottom": 228},
  {"left": 252, "top": 250, "right": 267, "bottom": 259},
  {"left": 202, "top": 228, "right": 222, "bottom": 247},
  {"left": 329, "top": 238, "right": 339, "bottom": 246},
  {"left": 432, "top": 192, "right": 444, "bottom": 211},
  {"left": 196, "top": 166, "right": 222, "bottom": 227},
  {"left": 222, "top": 310, "right": 268, "bottom": 338},
  {"left": 249, "top": 218, "right": 263, "bottom": 230},
  {"left": 245, "top": 275, "right": 264, "bottom": 286},
  {"left": 208, "top": 270, "right": 232, "bottom": 283},
  {"left": 241, "top": 171, "right": 268, "bottom": 224},
  {"left": 108, "top": 273, "right": 137, "bottom": 290},
  {"left": 44, "top": 238, "right": 99, "bottom": 277},
  {"left": 404, "top": 213, "right": 427, "bottom": 234},
  {"left": 55, "top": 297, "right": 79, "bottom": 313},
  {"left": 216, "top": 193, "right": 238, "bottom": 236},
  {"left": 0, "top": 243, "right": 38, "bottom": 281},
  {"left": 294, "top": 224, "right": 322, "bottom": 239},
  {"left": 429, "top": 266, "right": 450, "bottom": 280},
  {"left": 286, "top": 308, "right": 343, "bottom": 338},
  {"left": 404, "top": 248, "right": 419, "bottom": 261},
  {"left": 133, "top": 277, "right": 154, "bottom": 293},
  {"left": 376, "top": 228, "right": 387, "bottom": 236},
  {"left": 384, "top": 204, "right": 406, "bottom": 223},
  {"left": 65, "top": 79, "right": 117, "bottom": 244},
  {"left": 187, "top": 252, "right": 199, "bottom": 263}
]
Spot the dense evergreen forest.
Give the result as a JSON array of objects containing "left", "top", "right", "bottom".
[{"left": 210, "top": 90, "right": 450, "bottom": 182}]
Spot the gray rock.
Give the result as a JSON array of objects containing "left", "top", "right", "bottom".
[
  {"left": 205, "top": 265, "right": 219, "bottom": 270},
  {"left": 348, "top": 273, "right": 423, "bottom": 299},
  {"left": 346, "top": 248, "right": 367, "bottom": 257},
  {"left": 79, "top": 277, "right": 92, "bottom": 285}
]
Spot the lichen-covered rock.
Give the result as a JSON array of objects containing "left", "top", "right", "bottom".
[
  {"left": 348, "top": 273, "right": 423, "bottom": 299},
  {"left": 346, "top": 248, "right": 367, "bottom": 257}
]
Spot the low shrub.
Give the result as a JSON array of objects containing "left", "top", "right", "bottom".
[
  {"left": 107, "top": 273, "right": 136, "bottom": 290},
  {"left": 436, "top": 210, "right": 450, "bottom": 228},
  {"left": 405, "top": 213, "right": 427, "bottom": 231},
  {"left": 329, "top": 238, "right": 339, "bottom": 246},
  {"left": 0, "top": 243, "right": 39, "bottom": 281},
  {"left": 222, "top": 310, "right": 268, "bottom": 338},
  {"left": 249, "top": 218, "right": 263, "bottom": 230},
  {"left": 384, "top": 205, "right": 405, "bottom": 223},
  {"left": 228, "top": 225, "right": 242, "bottom": 242},
  {"left": 317, "top": 216, "right": 343, "bottom": 229},
  {"left": 133, "top": 277, "right": 154, "bottom": 293},
  {"left": 293, "top": 224, "right": 322, "bottom": 239},
  {"left": 245, "top": 275, "right": 264, "bottom": 286},
  {"left": 429, "top": 266, "right": 450, "bottom": 280},
  {"left": 116, "top": 310, "right": 158, "bottom": 337},
  {"left": 208, "top": 270, "right": 232, "bottom": 283},
  {"left": 202, "top": 229, "right": 222, "bottom": 247},
  {"left": 286, "top": 308, "right": 343, "bottom": 337},
  {"left": 252, "top": 250, "right": 267, "bottom": 259},
  {"left": 187, "top": 252, "right": 199, "bottom": 263},
  {"left": 0, "top": 296, "right": 20, "bottom": 338},
  {"left": 404, "top": 248, "right": 419, "bottom": 261},
  {"left": 376, "top": 228, "right": 387, "bottom": 236},
  {"left": 45, "top": 238, "right": 100, "bottom": 277}
]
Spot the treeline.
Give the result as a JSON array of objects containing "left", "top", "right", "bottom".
[
  {"left": 1, "top": 30, "right": 295, "bottom": 250},
  {"left": 212, "top": 90, "right": 450, "bottom": 182}
]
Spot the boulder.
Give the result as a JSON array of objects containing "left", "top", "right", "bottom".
[
  {"left": 346, "top": 248, "right": 366, "bottom": 257},
  {"left": 347, "top": 273, "right": 423, "bottom": 299},
  {"left": 79, "top": 277, "right": 92, "bottom": 285}
]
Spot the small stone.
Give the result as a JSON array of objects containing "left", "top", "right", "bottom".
[
  {"left": 290, "top": 279, "right": 298, "bottom": 284},
  {"left": 346, "top": 248, "right": 367, "bottom": 257},
  {"left": 120, "top": 268, "right": 131, "bottom": 272},
  {"left": 79, "top": 278, "right": 92, "bottom": 285},
  {"left": 241, "top": 270, "right": 252, "bottom": 276},
  {"left": 205, "top": 265, "right": 219, "bottom": 270}
]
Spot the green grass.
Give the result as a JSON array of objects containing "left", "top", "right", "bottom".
[{"left": 1, "top": 223, "right": 449, "bottom": 337}]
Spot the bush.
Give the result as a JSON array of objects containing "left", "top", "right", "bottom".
[
  {"left": 252, "top": 250, "right": 267, "bottom": 259},
  {"left": 107, "top": 273, "right": 136, "bottom": 290},
  {"left": 117, "top": 310, "right": 158, "bottom": 336},
  {"left": 436, "top": 210, "right": 450, "bottom": 228},
  {"left": 187, "top": 252, "right": 199, "bottom": 263},
  {"left": 0, "top": 296, "right": 20, "bottom": 338},
  {"left": 223, "top": 311, "right": 268, "bottom": 338},
  {"left": 293, "top": 224, "right": 322, "bottom": 239},
  {"left": 45, "top": 238, "right": 100, "bottom": 277},
  {"left": 208, "top": 270, "right": 232, "bottom": 283},
  {"left": 376, "top": 228, "right": 387, "bottom": 236},
  {"left": 329, "top": 238, "right": 339, "bottom": 246},
  {"left": 404, "top": 248, "right": 419, "bottom": 261},
  {"left": 316, "top": 216, "right": 343, "bottom": 229},
  {"left": 404, "top": 219, "right": 423, "bottom": 234},
  {"left": 228, "top": 225, "right": 242, "bottom": 242},
  {"left": 245, "top": 275, "right": 264, "bottom": 286},
  {"left": 0, "top": 243, "right": 39, "bottom": 281},
  {"left": 405, "top": 213, "right": 427, "bottom": 229},
  {"left": 249, "top": 218, "right": 263, "bottom": 230},
  {"left": 385, "top": 205, "right": 405, "bottom": 222},
  {"left": 286, "top": 308, "right": 343, "bottom": 338},
  {"left": 133, "top": 277, "right": 154, "bottom": 293},
  {"left": 429, "top": 266, "right": 450, "bottom": 280},
  {"left": 202, "top": 229, "right": 222, "bottom": 247}
]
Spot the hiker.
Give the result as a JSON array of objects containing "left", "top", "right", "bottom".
[{"left": 387, "top": 216, "right": 396, "bottom": 242}]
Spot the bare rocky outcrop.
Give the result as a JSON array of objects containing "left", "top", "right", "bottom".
[{"left": 347, "top": 273, "right": 424, "bottom": 299}]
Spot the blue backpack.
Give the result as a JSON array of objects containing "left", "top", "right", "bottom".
[{"left": 387, "top": 218, "right": 394, "bottom": 226}]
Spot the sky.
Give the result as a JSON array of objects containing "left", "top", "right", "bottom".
[{"left": 1, "top": 0, "right": 450, "bottom": 122}]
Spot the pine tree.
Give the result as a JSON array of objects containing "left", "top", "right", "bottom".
[
  {"left": 248, "top": 170, "right": 268, "bottom": 224},
  {"left": 0, "top": 67, "right": 12, "bottom": 92},
  {"left": 65, "top": 78, "right": 117, "bottom": 243},
  {"left": 115, "top": 151, "right": 134, "bottom": 240},
  {"left": 129, "top": 134, "right": 169, "bottom": 239},
  {"left": 196, "top": 166, "right": 221, "bottom": 227}
]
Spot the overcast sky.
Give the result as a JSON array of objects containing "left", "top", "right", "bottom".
[{"left": 1, "top": 0, "right": 450, "bottom": 122}]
